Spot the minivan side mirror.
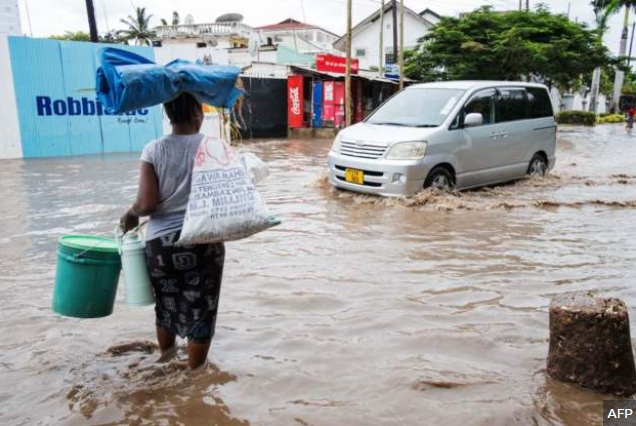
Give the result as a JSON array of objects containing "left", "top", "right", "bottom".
[{"left": 464, "top": 113, "right": 483, "bottom": 128}]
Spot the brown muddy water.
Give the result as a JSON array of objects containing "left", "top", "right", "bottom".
[{"left": 1, "top": 125, "right": 635, "bottom": 426}]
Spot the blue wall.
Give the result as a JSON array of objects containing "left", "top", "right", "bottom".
[{"left": 9, "top": 37, "right": 163, "bottom": 158}]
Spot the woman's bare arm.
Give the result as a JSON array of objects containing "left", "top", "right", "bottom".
[{"left": 120, "top": 162, "right": 160, "bottom": 232}]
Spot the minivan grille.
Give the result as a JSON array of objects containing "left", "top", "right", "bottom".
[{"left": 340, "top": 140, "right": 387, "bottom": 159}]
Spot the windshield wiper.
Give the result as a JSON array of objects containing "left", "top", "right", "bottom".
[
  {"left": 369, "top": 122, "right": 411, "bottom": 127},
  {"left": 370, "top": 122, "right": 438, "bottom": 128}
]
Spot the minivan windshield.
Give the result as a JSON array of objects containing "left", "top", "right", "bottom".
[{"left": 366, "top": 88, "right": 465, "bottom": 127}]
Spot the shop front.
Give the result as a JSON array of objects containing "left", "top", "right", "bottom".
[{"left": 286, "top": 55, "right": 399, "bottom": 137}]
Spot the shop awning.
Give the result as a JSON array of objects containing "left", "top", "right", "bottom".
[{"left": 289, "top": 65, "right": 402, "bottom": 85}]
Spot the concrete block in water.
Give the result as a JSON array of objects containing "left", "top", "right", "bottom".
[{"left": 547, "top": 293, "right": 636, "bottom": 396}]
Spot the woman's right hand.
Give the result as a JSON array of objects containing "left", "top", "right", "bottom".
[{"left": 120, "top": 209, "right": 139, "bottom": 233}]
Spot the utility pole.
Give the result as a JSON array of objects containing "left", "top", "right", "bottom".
[
  {"left": 85, "top": 0, "right": 99, "bottom": 43},
  {"left": 392, "top": 0, "right": 398, "bottom": 65},
  {"left": 628, "top": 21, "right": 636, "bottom": 68},
  {"left": 519, "top": 0, "right": 522, "bottom": 11},
  {"left": 399, "top": 0, "right": 404, "bottom": 89},
  {"left": 345, "top": 0, "right": 352, "bottom": 127},
  {"left": 526, "top": 0, "right": 530, "bottom": 12},
  {"left": 379, "top": 0, "right": 384, "bottom": 77}
]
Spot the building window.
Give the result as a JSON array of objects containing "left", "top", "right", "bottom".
[
  {"left": 196, "top": 42, "right": 207, "bottom": 48},
  {"left": 386, "top": 23, "right": 391, "bottom": 30},
  {"left": 355, "top": 48, "right": 366, "bottom": 57},
  {"left": 385, "top": 52, "right": 395, "bottom": 65}
]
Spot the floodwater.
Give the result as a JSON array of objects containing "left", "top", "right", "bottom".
[{"left": 1, "top": 125, "right": 635, "bottom": 426}]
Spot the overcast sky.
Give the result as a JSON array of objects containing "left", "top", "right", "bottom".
[{"left": 17, "top": 0, "right": 629, "bottom": 54}]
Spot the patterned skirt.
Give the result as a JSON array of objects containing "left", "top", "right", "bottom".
[{"left": 145, "top": 230, "right": 225, "bottom": 343}]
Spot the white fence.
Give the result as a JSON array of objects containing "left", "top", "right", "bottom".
[
  {"left": 551, "top": 88, "right": 609, "bottom": 114},
  {"left": 156, "top": 22, "right": 254, "bottom": 39}
]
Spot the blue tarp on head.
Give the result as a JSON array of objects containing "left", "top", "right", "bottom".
[{"left": 96, "top": 48, "right": 243, "bottom": 114}]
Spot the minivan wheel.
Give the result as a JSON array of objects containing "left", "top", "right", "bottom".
[
  {"left": 424, "top": 167, "right": 455, "bottom": 191},
  {"left": 528, "top": 154, "right": 548, "bottom": 178}
]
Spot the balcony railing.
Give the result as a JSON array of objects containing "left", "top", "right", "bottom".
[{"left": 155, "top": 22, "right": 254, "bottom": 39}]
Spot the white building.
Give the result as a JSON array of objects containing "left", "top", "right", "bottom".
[
  {"left": 0, "top": 0, "right": 21, "bottom": 35},
  {"left": 155, "top": 17, "right": 269, "bottom": 67},
  {"left": 256, "top": 18, "right": 340, "bottom": 55},
  {"left": 154, "top": 16, "right": 338, "bottom": 69},
  {"left": 333, "top": 4, "right": 438, "bottom": 70}
]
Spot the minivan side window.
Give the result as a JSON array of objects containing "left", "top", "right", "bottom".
[
  {"left": 497, "top": 88, "right": 527, "bottom": 123},
  {"left": 451, "top": 89, "right": 496, "bottom": 129},
  {"left": 526, "top": 87, "right": 554, "bottom": 118},
  {"left": 464, "top": 89, "right": 496, "bottom": 125}
]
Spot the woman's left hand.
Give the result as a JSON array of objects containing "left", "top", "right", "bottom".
[{"left": 120, "top": 209, "right": 139, "bottom": 233}]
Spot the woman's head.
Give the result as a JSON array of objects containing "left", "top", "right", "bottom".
[{"left": 163, "top": 92, "right": 204, "bottom": 133}]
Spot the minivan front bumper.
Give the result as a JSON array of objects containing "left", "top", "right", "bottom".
[{"left": 327, "top": 150, "right": 432, "bottom": 197}]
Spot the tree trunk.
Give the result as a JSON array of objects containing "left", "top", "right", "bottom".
[
  {"left": 589, "top": 67, "right": 601, "bottom": 113},
  {"left": 612, "top": 6, "right": 631, "bottom": 113},
  {"left": 547, "top": 293, "right": 636, "bottom": 396}
]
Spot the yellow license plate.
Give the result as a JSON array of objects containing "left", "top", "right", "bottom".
[{"left": 345, "top": 168, "right": 364, "bottom": 185}]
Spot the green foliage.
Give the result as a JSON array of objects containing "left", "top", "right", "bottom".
[
  {"left": 597, "top": 113, "right": 625, "bottom": 123},
  {"left": 605, "top": 0, "right": 636, "bottom": 17},
  {"left": 49, "top": 30, "right": 125, "bottom": 44},
  {"left": 556, "top": 110, "right": 597, "bottom": 125},
  {"left": 100, "top": 30, "right": 126, "bottom": 44},
  {"left": 160, "top": 11, "right": 180, "bottom": 26},
  {"left": 119, "top": 7, "right": 156, "bottom": 46},
  {"left": 405, "top": 7, "right": 613, "bottom": 91},
  {"left": 621, "top": 72, "right": 636, "bottom": 94},
  {"left": 50, "top": 31, "right": 91, "bottom": 42}
]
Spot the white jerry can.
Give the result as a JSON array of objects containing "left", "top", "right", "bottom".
[{"left": 118, "top": 230, "right": 155, "bottom": 307}]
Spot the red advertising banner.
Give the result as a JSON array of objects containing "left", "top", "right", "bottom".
[
  {"left": 316, "top": 54, "right": 359, "bottom": 75},
  {"left": 322, "top": 81, "right": 335, "bottom": 122},
  {"left": 287, "top": 75, "right": 304, "bottom": 128}
]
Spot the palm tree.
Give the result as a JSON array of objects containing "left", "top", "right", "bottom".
[
  {"left": 119, "top": 7, "right": 155, "bottom": 46},
  {"left": 160, "top": 11, "right": 180, "bottom": 27},
  {"left": 589, "top": 0, "right": 614, "bottom": 112},
  {"left": 604, "top": 0, "right": 636, "bottom": 111}
]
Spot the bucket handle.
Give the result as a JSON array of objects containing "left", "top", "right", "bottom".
[
  {"left": 73, "top": 238, "right": 111, "bottom": 259},
  {"left": 57, "top": 251, "right": 122, "bottom": 266},
  {"left": 114, "top": 221, "right": 148, "bottom": 255}
]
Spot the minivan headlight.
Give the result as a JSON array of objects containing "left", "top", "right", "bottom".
[
  {"left": 386, "top": 141, "right": 428, "bottom": 160},
  {"left": 331, "top": 133, "right": 343, "bottom": 153}
]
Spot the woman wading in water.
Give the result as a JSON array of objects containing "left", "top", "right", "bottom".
[{"left": 120, "top": 93, "right": 224, "bottom": 370}]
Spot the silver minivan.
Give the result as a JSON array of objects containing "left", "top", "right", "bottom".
[{"left": 327, "top": 81, "right": 556, "bottom": 197}]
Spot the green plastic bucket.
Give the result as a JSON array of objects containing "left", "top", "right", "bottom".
[{"left": 52, "top": 235, "right": 122, "bottom": 318}]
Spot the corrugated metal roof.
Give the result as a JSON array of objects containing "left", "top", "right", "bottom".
[
  {"left": 290, "top": 65, "right": 400, "bottom": 85},
  {"left": 255, "top": 18, "right": 340, "bottom": 37}
]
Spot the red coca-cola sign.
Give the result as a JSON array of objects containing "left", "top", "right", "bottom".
[
  {"left": 287, "top": 75, "right": 304, "bottom": 128},
  {"left": 316, "top": 54, "right": 359, "bottom": 75}
]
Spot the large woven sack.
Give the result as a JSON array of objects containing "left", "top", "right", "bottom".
[{"left": 177, "top": 137, "right": 279, "bottom": 245}]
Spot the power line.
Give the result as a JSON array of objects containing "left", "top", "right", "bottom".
[
  {"left": 299, "top": 0, "right": 307, "bottom": 22},
  {"left": 22, "top": 0, "right": 33, "bottom": 37},
  {"left": 100, "top": 0, "right": 111, "bottom": 30}
]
